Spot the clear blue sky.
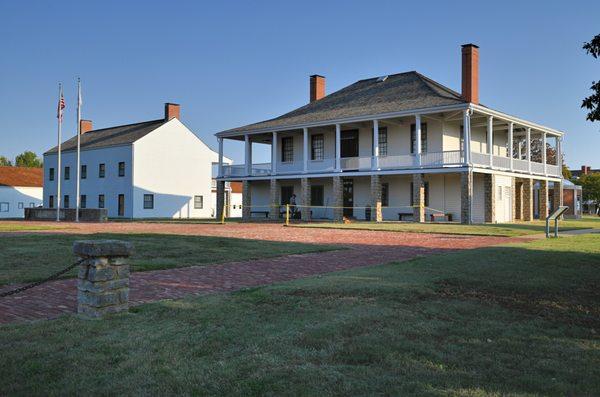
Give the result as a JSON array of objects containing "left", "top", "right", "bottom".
[{"left": 1, "top": 0, "right": 598, "bottom": 168}]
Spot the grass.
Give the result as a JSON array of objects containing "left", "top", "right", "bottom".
[
  {"left": 292, "top": 216, "right": 600, "bottom": 237},
  {"left": 0, "top": 233, "right": 337, "bottom": 286},
  {"left": 1, "top": 234, "right": 599, "bottom": 395},
  {"left": 0, "top": 222, "right": 67, "bottom": 232}
]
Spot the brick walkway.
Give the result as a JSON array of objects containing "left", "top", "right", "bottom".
[{"left": 0, "top": 222, "right": 518, "bottom": 324}]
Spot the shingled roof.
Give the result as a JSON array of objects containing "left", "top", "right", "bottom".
[
  {"left": 0, "top": 166, "right": 43, "bottom": 187},
  {"left": 45, "top": 119, "right": 167, "bottom": 154},
  {"left": 218, "top": 71, "right": 467, "bottom": 135}
]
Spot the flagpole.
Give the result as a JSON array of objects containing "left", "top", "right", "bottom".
[
  {"left": 75, "top": 78, "right": 81, "bottom": 222},
  {"left": 56, "top": 83, "right": 63, "bottom": 222}
]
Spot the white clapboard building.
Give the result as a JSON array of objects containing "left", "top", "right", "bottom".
[
  {"left": 43, "top": 103, "right": 228, "bottom": 219},
  {"left": 0, "top": 166, "right": 43, "bottom": 218}
]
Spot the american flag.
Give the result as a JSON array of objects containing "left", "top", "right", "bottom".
[{"left": 57, "top": 90, "right": 65, "bottom": 120}]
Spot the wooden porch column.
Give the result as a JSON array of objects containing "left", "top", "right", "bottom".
[
  {"left": 303, "top": 127, "right": 308, "bottom": 173},
  {"left": 463, "top": 109, "right": 472, "bottom": 164},
  {"left": 526, "top": 128, "right": 531, "bottom": 173},
  {"left": 217, "top": 137, "right": 224, "bottom": 177},
  {"left": 508, "top": 122, "right": 514, "bottom": 171},
  {"left": 542, "top": 132, "right": 547, "bottom": 175},
  {"left": 335, "top": 124, "right": 341, "bottom": 172},
  {"left": 487, "top": 115, "right": 493, "bottom": 167},
  {"left": 245, "top": 134, "right": 252, "bottom": 176},
  {"left": 271, "top": 132, "right": 278, "bottom": 175},
  {"left": 415, "top": 115, "right": 422, "bottom": 166},
  {"left": 372, "top": 120, "right": 379, "bottom": 170}
]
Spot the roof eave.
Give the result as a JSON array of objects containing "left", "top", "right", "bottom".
[
  {"left": 215, "top": 103, "right": 470, "bottom": 138},
  {"left": 470, "top": 104, "right": 565, "bottom": 137}
]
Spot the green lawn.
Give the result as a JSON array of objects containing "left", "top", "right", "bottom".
[
  {"left": 0, "top": 222, "right": 67, "bottom": 232},
  {"left": 292, "top": 216, "right": 600, "bottom": 237},
  {"left": 1, "top": 235, "right": 599, "bottom": 395},
  {"left": 0, "top": 233, "right": 337, "bottom": 286}
]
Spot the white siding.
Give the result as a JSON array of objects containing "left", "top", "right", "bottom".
[
  {"left": 132, "top": 119, "right": 217, "bottom": 218},
  {"left": 472, "top": 173, "right": 485, "bottom": 223},
  {"left": 0, "top": 186, "right": 43, "bottom": 218},
  {"left": 44, "top": 145, "right": 133, "bottom": 218}
]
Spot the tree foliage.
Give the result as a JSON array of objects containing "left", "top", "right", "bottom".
[
  {"left": 0, "top": 156, "right": 12, "bottom": 166},
  {"left": 562, "top": 165, "right": 572, "bottom": 180},
  {"left": 15, "top": 151, "right": 42, "bottom": 168},
  {"left": 582, "top": 34, "right": 600, "bottom": 122},
  {"left": 577, "top": 173, "right": 600, "bottom": 213}
]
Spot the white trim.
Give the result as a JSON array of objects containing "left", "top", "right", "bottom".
[{"left": 470, "top": 104, "right": 564, "bottom": 137}]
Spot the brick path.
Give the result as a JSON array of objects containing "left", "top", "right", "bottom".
[{"left": 0, "top": 222, "right": 518, "bottom": 324}]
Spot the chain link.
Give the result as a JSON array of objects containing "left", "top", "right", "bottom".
[{"left": 0, "top": 258, "right": 86, "bottom": 298}]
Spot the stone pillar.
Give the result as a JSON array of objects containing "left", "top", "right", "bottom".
[
  {"left": 539, "top": 180, "right": 549, "bottom": 219},
  {"left": 461, "top": 171, "right": 473, "bottom": 224},
  {"left": 412, "top": 174, "right": 425, "bottom": 223},
  {"left": 301, "top": 177, "right": 311, "bottom": 221},
  {"left": 484, "top": 173, "right": 496, "bottom": 223},
  {"left": 514, "top": 179, "right": 523, "bottom": 220},
  {"left": 269, "top": 178, "right": 280, "bottom": 220},
  {"left": 522, "top": 178, "right": 534, "bottom": 221},
  {"left": 216, "top": 180, "right": 225, "bottom": 221},
  {"left": 370, "top": 175, "right": 382, "bottom": 222},
  {"left": 332, "top": 176, "right": 343, "bottom": 222},
  {"left": 552, "top": 180, "right": 563, "bottom": 212},
  {"left": 74, "top": 240, "right": 133, "bottom": 319},
  {"left": 242, "top": 180, "right": 251, "bottom": 221}
]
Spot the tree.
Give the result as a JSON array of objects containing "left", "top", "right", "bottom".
[
  {"left": 582, "top": 34, "right": 600, "bottom": 122},
  {"left": 15, "top": 151, "right": 42, "bottom": 168},
  {"left": 578, "top": 173, "right": 600, "bottom": 215},
  {"left": 562, "top": 164, "right": 572, "bottom": 180},
  {"left": 0, "top": 156, "right": 12, "bottom": 166}
]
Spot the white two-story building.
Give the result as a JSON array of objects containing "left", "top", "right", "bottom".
[
  {"left": 44, "top": 103, "right": 226, "bottom": 219},
  {"left": 214, "top": 44, "right": 564, "bottom": 224}
]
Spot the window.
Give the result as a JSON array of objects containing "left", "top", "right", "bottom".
[
  {"left": 18, "top": 202, "right": 24, "bottom": 209},
  {"left": 49, "top": 195, "right": 54, "bottom": 208},
  {"left": 382, "top": 183, "right": 389, "bottom": 207},
  {"left": 49, "top": 168, "right": 55, "bottom": 181},
  {"left": 311, "top": 185, "right": 324, "bottom": 206},
  {"left": 118, "top": 162, "right": 125, "bottom": 177},
  {"left": 63, "top": 195, "right": 70, "bottom": 209},
  {"left": 373, "top": 127, "right": 388, "bottom": 156},
  {"left": 143, "top": 194, "right": 154, "bottom": 209},
  {"left": 311, "top": 134, "right": 324, "bottom": 160},
  {"left": 281, "top": 186, "right": 294, "bottom": 205},
  {"left": 29, "top": 202, "right": 35, "bottom": 208},
  {"left": 281, "top": 137, "right": 294, "bottom": 163},
  {"left": 410, "top": 123, "right": 428, "bottom": 153},
  {"left": 80, "top": 195, "right": 87, "bottom": 209},
  {"left": 98, "top": 194, "right": 105, "bottom": 209},
  {"left": 99, "top": 163, "right": 105, "bottom": 178},
  {"left": 194, "top": 195, "right": 204, "bottom": 209},
  {"left": 118, "top": 194, "right": 125, "bottom": 216},
  {"left": 410, "top": 182, "right": 429, "bottom": 207},
  {"left": 81, "top": 165, "right": 87, "bottom": 179},
  {"left": 0, "top": 203, "right": 8, "bottom": 212},
  {"left": 64, "top": 166, "right": 70, "bottom": 180}
]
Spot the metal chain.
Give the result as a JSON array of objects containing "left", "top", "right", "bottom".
[{"left": 0, "top": 258, "right": 86, "bottom": 298}]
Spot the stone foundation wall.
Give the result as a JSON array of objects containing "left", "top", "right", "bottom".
[
  {"left": 522, "top": 178, "right": 533, "bottom": 221},
  {"left": 25, "top": 208, "right": 108, "bottom": 222},
  {"left": 216, "top": 180, "right": 225, "bottom": 221},
  {"left": 539, "top": 180, "right": 549, "bottom": 219}
]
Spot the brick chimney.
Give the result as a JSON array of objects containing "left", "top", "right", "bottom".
[
  {"left": 310, "top": 75, "right": 326, "bottom": 103},
  {"left": 80, "top": 119, "right": 93, "bottom": 134},
  {"left": 165, "top": 103, "right": 180, "bottom": 121},
  {"left": 581, "top": 165, "right": 591, "bottom": 175},
  {"left": 461, "top": 44, "right": 479, "bottom": 104}
]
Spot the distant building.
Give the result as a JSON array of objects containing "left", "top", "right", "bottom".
[
  {"left": 571, "top": 165, "right": 599, "bottom": 180},
  {"left": 43, "top": 103, "right": 227, "bottom": 219},
  {"left": 0, "top": 166, "right": 43, "bottom": 218}
]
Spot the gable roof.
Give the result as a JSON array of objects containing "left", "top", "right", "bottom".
[
  {"left": 45, "top": 119, "right": 167, "bottom": 154},
  {"left": 0, "top": 166, "right": 43, "bottom": 187},
  {"left": 217, "top": 71, "right": 467, "bottom": 135}
]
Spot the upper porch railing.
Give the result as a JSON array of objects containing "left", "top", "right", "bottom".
[{"left": 221, "top": 149, "right": 561, "bottom": 177}]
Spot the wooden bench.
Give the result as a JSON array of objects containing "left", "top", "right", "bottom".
[
  {"left": 430, "top": 213, "right": 453, "bottom": 222},
  {"left": 250, "top": 211, "right": 269, "bottom": 218},
  {"left": 398, "top": 212, "right": 413, "bottom": 221}
]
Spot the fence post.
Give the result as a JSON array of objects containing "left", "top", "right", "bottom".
[
  {"left": 73, "top": 240, "right": 134, "bottom": 319},
  {"left": 285, "top": 204, "right": 290, "bottom": 226}
]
